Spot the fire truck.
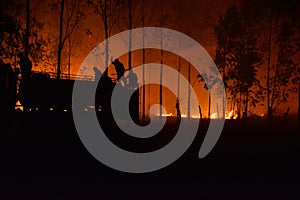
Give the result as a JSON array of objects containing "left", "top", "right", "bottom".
[{"left": 18, "top": 71, "right": 139, "bottom": 122}]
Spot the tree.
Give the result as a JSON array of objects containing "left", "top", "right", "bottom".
[
  {"left": 159, "top": 0, "right": 163, "bottom": 118},
  {"left": 131, "top": 0, "right": 153, "bottom": 121},
  {"left": 262, "top": 1, "right": 299, "bottom": 118},
  {"left": 25, "top": 0, "right": 30, "bottom": 58},
  {"left": 86, "top": 0, "right": 122, "bottom": 76},
  {"left": 0, "top": 1, "right": 23, "bottom": 61},
  {"left": 141, "top": 0, "right": 147, "bottom": 122},
  {"left": 268, "top": 20, "right": 298, "bottom": 115},
  {"left": 54, "top": 0, "right": 84, "bottom": 79},
  {"left": 57, "top": 0, "right": 64, "bottom": 79},
  {"left": 120, "top": 0, "right": 155, "bottom": 121},
  {"left": 126, "top": 0, "right": 135, "bottom": 69},
  {"left": 0, "top": 0, "right": 48, "bottom": 69},
  {"left": 214, "top": 6, "right": 262, "bottom": 118},
  {"left": 179, "top": 0, "right": 208, "bottom": 118},
  {"left": 237, "top": 14, "right": 262, "bottom": 118}
]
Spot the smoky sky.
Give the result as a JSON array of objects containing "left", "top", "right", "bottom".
[{"left": 2, "top": 0, "right": 300, "bottom": 115}]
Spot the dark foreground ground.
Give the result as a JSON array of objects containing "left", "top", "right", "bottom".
[{"left": 0, "top": 112, "right": 300, "bottom": 199}]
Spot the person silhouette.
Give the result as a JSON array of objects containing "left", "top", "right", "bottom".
[
  {"left": 176, "top": 99, "right": 181, "bottom": 121},
  {"left": 112, "top": 59, "right": 125, "bottom": 84},
  {"left": 93, "top": 66, "right": 102, "bottom": 81},
  {"left": 198, "top": 105, "right": 203, "bottom": 120},
  {"left": 18, "top": 53, "right": 32, "bottom": 80},
  {"left": 125, "top": 71, "right": 139, "bottom": 122},
  {"left": 126, "top": 71, "right": 138, "bottom": 90}
]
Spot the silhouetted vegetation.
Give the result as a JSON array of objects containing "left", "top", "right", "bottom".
[
  {"left": 0, "top": 0, "right": 299, "bottom": 119},
  {"left": 214, "top": 4, "right": 300, "bottom": 119},
  {"left": 0, "top": 0, "right": 48, "bottom": 68},
  {"left": 0, "top": 1, "right": 300, "bottom": 197}
]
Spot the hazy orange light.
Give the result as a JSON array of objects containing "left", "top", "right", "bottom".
[
  {"left": 211, "top": 110, "right": 238, "bottom": 119},
  {"left": 156, "top": 113, "right": 173, "bottom": 117},
  {"left": 15, "top": 100, "right": 23, "bottom": 112},
  {"left": 224, "top": 110, "right": 238, "bottom": 119},
  {"left": 210, "top": 113, "right": 218, "bottom": 119},
  {"left": 192, "top": 114, "right": 200, "bottom": 119}
]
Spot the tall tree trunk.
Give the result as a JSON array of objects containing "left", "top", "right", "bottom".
[
  {"left": 25, "top": 0, "right": 30, "bottom": 58},
  {"left": 267, "top": 12, "right": 273, "bottom": 119},
  {"left": 128, "top": 0, "right": 132, "bottom": 70},
  {"left": 68, "top": 37, "right": 71, "bottom": 79},
  {"left": 198, "top": 105, "right": 202, "bottom": 120},
  {"left": 232, "top": 94, "right": 236, "bottom": 118},
  {"left": 238, "top": 92, "right": 242, "bottom": 118},
  {"left": 230, "top": 96, "right": 233, "bottom": 112},
  {"left": 103, "top": 0, "right": 109, "bottom": 76},
  {"left": 67, "top": 0, "right": 71, "bottom": 79},
  {"left": 216, "top": 103, "right": 219, "bottom": 119},
  {"left": 57, "top": 0, "right": 65, "bottom": 80},
  {"left": 177, "top": 34, "right": 181, "bottom": 118},
  {"left": 298, "top": 81, "right": 300, "bottom": 124},
  {"left": 208, "top": 94, "right": 211, "bottom": 119},
  {"left": 245, "top": 89, "right": 249, "bottom": 119},
  {"left": 142, "top": 0, "right": 146, "bottom": 122},
  {"left": 177, "top": 57, "right": 181, "bottom": 98},
  {"left": 159, "top": 0, "right": 163, "bottom": 118},
  {"left": 187, "top": 62, "right": 191, "bottom": 119},
  {"left": 222, "top": 88, "right": 225, "bottom": 119}
]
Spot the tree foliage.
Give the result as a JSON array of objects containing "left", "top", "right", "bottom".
[
  {"left": 269, "top": 19, "right": 299, "bottom": 112},
  {"left": 0, "top": 0, "right": 48, "bottom": 69},
  {"left": 214, "top": 6, "right": 262, "bottom": 118}
]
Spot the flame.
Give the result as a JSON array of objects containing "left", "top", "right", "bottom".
[
  {"left": 210, "top": 110, "right": 238, "bottom": 119},
  {"left": 15, "top": 100, "right": 23, "bottom": 112},
  {"left": 192, "top": 114, "right": 201, "bottom": 119},
  {"left": 181, "top": 114, "right": 187, "bottom": 118},
  {"left": 156, "top": 113, "right": 173, "bottom": 117},
  {"left": 225, "top": 110, "right": 238, "bottom": 119},
  {"left": 210, "top": 113, "right": 218, "bottom": 119},
  {"left": 226, "top": 110, "right": 233, "bottom": 119}
]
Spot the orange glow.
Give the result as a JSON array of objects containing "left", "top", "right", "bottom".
[
  {"left": 156, "top": 113, "right": 173, "bottom": 117},
  {"left": 181, "top": 114, "right": 188, "bottom": 118},
  {"left": 15, "top": 100, "right": 23, "bottom": 112},
  {"left": 192, "top": 114, "right": 201, "bottom": 119},
  {"left": 225, "top": 110, "right": 238, "bottom": 119},
  {"left": 210, "top": 113, "right": 218, "bottom": 119},
  {"left": 210, "top": 110, "right": 238, "bottom": 119}
]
